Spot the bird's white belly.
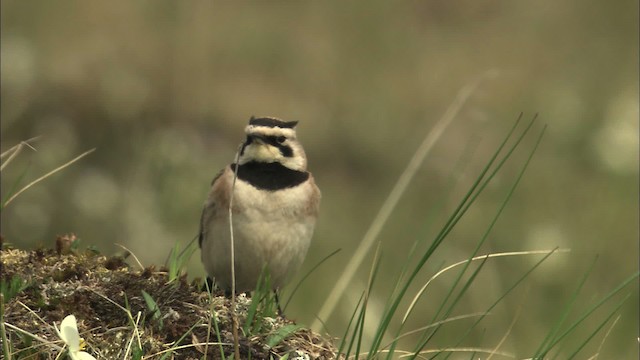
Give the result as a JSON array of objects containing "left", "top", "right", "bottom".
[{"left": 202, "top": 180, "right": 316, "bottom": 292}]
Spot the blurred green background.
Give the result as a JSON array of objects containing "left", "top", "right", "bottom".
[{"left": 1, "top": 1, "right": 637, "bottom": 358}]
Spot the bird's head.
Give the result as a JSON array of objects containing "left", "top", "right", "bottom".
[{"left": 239, "top": 116, "right": 307, "bottom": 171}]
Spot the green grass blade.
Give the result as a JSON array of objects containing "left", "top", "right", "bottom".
[
  {"left": 211, "top": 308, "right": 226, "bottom": 360},
  {"left": 283, "top": 248, "right": 341, "bottom": 312},
  {"left": 411, "top": 256, "right": 491, "bottom": 358},
  {"left": 1, "top": 163, "right": 31, "bottom": 211},
  {"left": 342, "top": 243, "right": 382, "bottom": 359},
  {"left": 243, "top": 265, "right": 278, "bottom": 335},
  {"left": 244, "top": 268, "right": 267, "bottom": 334},
  {"left": 0, "top": 276, "right": 28, "bottom": 302},
  {"left": 266, "top": 324, "right": 302, "bottom": 348},
  {"left": 371, "top": 114, "right": 535, "bottom": 355},
  {"left": 343, "top": 291, "right": 367, "bottom": 359},
  {"left": 1, "top": 294, "right": 11, "bottom": 360},
  {"left": 437, "top": 119, "right": 543, "bottom": 315},
  {"left": 166, "top": 240, "right": 198, "bottom": 283},
  {"left": 426, "top": 125, "right": 547, "bottom": 358},
  {"left": 159, "top": 319, "right": 204, "bottom": 360},
  {"left": 167, "top": 243, "right": 180, "bottom": 282},
  {"left": 351, "top": 306, "right": 367, "bottom": 358},
  {"left": 533, "top": 257, "right": 599, "bottom": 356},
  {"left": 566, "top": 293, "right": 630, "bottom": 360},
  {"left": 337, "top": 292, "right": 365, "bottom": 356},
  {"left": 388, "top": 116, "right": 542, "bottom": 359},
  {"left": 313, "top": 78, "right": 492, "bottom": 331},
  {"left": 447, "top": 249, "right": 560, "bottom": 357},
  {"left": 141, "top": 290, "right": 162, "bottom": 324},
  {"left": 537, "top": 271, "right": 639, "bottom": 357},
  {"left": 381, "top": 138, "right": 480, "bottom": 334},
  {"left": 356, "top": 243, "right": 382, "bottom": 360}
]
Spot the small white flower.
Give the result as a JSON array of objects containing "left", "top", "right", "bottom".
[{"left": 54, "top": 315, "right": 97, "bottom": 360}]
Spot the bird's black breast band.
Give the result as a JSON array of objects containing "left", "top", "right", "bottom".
[{"left": 231, "top": 162, "right": 309, "bottom": 190}]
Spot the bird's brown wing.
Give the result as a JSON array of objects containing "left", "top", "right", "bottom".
[{"left": 198, "top": 168, "right": 226, "bottom": 248}]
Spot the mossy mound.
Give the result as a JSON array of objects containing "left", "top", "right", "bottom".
[{"left": 1, "top": 242, "right": 337, "bottom": 359}]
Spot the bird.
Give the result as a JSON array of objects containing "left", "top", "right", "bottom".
[{"left": 199, "top": 116, "right": 321, "bottom": 295}]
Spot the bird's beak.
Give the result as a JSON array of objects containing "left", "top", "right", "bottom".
[
  {"left": 248, "top": 135, "right": 278, "bottom": 161},
  {"left": 251, "top": 135, "right": 268, "bottom": 144}
]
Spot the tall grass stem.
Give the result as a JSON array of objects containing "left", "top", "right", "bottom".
[{"left": 312, "top": 71, "right": 497, "bottom": 331}]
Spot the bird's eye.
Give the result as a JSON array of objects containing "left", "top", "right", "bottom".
[{"left": 276, "top": 136, "right": 286, "bottom": 144}]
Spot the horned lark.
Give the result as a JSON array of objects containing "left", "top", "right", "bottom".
[{"left": 199, "top": 117, "right": 321, "bottom": 293}]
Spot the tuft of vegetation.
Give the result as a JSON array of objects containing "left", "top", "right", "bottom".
[
  {"left": 166, "top": 240, "right": 199, "bottom": 284},
  {"left": 330, "top": 115, "right": 638, "bottom": 359},
  {"left": 0, "top": 275, "right": 28, "bottom": 303}
]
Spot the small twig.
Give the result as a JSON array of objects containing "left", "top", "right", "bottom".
[
  {"left": 124, "top": 312, "right": 142, "bottom": 360},
  {"left": 351, "top": 347, "right": 514, "bottom": 359},
  {"left": 3, "top": 148, "right": 96, "bottom": 207},
  {"left": 114, "top": 243, "right": 144, "bottom": 271},
  {"left": 203, "top": 281, "right": 213, "bottom": 358},
  {"left": 2, "top": 322, "right": 63, "bottom": 351},
  {"left": 228, "top": 143, "right": 243, "bottom": 360},
  {"left": 1, "top": 294, "right": 10, "bottom": 360},
  {"left": 17, "top": 300, "right": 50, "bottom": 327},
  {"left": 144, "top": 341, "right": 230, "bottom": 359},
  {"left": 0, "top": 136, "right": 41, "bottom": 170}
]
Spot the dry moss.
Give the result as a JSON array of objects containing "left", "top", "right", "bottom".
[{"left": 1, "top": 240, "right": 338, "bottom": 359}]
